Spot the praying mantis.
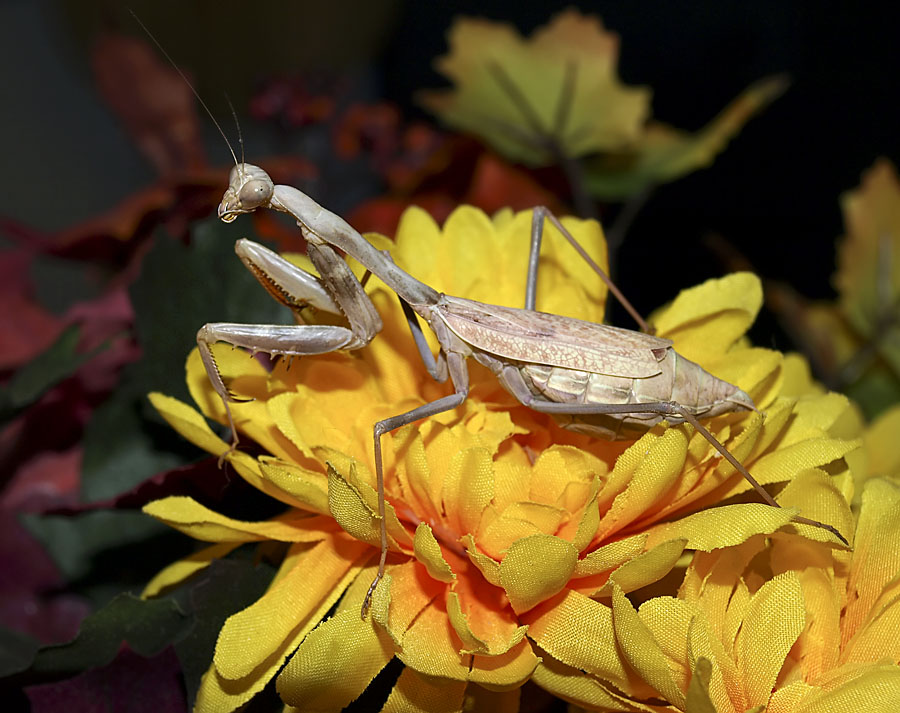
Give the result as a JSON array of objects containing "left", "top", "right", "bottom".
[
  {"left": 200, "top": 162, "right": 848, "bottom": 618},
  {"left": 123, "top": 11, "right": 846, "bottom": 622}
]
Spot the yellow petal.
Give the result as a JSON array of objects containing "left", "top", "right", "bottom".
[
  {"left": 214, "top": 535, "right": 369, "bottom": 680},
  {"left": 142, "top": 542, "right": 238, "bottom": 598},
  {"left": 468, "top": 638, "right": 540, "bottom": 690},
  {"left": 653, "top": 273, "right": 762, "bottom": 363},
  {"left": 381, "top": 560, "right": 445, "bottom": 644},
  {"left": 326, "top": 461, "right": 412, "bottom": 551},
  {"left": 258, "top": 457, "right": 330, "bottom": 515},
  {"left": 531, "top": 651, "right": 653, "bottom": 711},
  {"left": 479, "top": 501, "right": 565, "bottom": 558},
  {"left": 738, "top": 571, "right": 806, "bottom": 710},
  {"left": 381, "top": 665, "right": 467, "bottom": 713},
  {"left": 561, "top": 476, "right": 603, "bottom": 553},
  {"left": 413, "top": 522, "right": 456, "bottom": 583},
  {"left": 142, "top": 496, "right": 333, "bottom": 543},
  {"left": 684, "top": 657, "right": 718, "bottom": 713},
  {"left": 864, "top": 404, "right": 900, "bottom": 479},
  {"left": 594, "top": 538, "right": 687, "bottom": 596},
  {"left": 499, "top": 534, "right": 578, "bottom": 613},
  {"left": 522, "top": 590, "right": 642, "bottom": 695},
  {"left": 462, "top": 533, "right": 502, "bottom": 587},
  {"left": 275, "top": 609, "right": 395, "bottom": 710},
  {"left": 442, "top": 447, "right": 495, "bottom": 537},
  {"left": 446, "top": 590, "right": 490, "bottom": 654},
  {"left": 742, "top": 437, "right": 858, "bottom": 489},
  {"left": 774, "top": 468, "right": 854, "bottom": 545},
  {"left": 596, "top": 427, "right": 689, "bottom": 540},
  {"left": 398, "top": 597, "right": 469, "bottom": 681},
  {"left": 796, "top": 664, "right": 900, "bottom": 713},
  {"left": 611, "top": 584, "right": 686, "bottom": 708},
  {"left": 645, "top": 503, "right": 797, "bottom": 552},
  {"left": 148, "top": 392, "right": 229, "bottom": 457},
  {"left": 574, "top": 533, "right": 648, "bottom": 578}
]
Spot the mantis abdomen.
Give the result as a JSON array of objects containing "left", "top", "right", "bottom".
[{"left": 515, "top": 350, "right": 756, "bottom": 438}]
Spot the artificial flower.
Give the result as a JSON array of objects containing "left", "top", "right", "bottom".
[{"left": 144, "top": 205, "right": 855, "bottom": 711}]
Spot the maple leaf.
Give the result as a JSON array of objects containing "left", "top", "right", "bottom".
[
  {"left": 419, "top": 10, "right": 650, "bottom": 166},
  {"left": 584, "top": 75, "right": 789, "bottom": 199}
]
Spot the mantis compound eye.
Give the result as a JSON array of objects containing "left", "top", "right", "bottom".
[{"left": 238, "top": 179, "right": 272, "bottom": 209}]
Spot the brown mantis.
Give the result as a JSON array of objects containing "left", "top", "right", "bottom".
[{"left": 199, "top": 163, "right": 848, "bottom": 618}]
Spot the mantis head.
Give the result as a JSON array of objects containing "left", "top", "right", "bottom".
[{"left": 218, "top": 163, "right": 275, "bottom": 223}]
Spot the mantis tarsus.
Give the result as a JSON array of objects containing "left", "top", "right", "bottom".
[{"left": 200, "top": 163, "right": 848, "bottom": 618}]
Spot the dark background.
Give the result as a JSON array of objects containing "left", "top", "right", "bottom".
[{"left": 3, "top": 0, "right": 899, "bottom": 344}]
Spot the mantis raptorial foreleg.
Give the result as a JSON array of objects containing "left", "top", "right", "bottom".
[{"left": 197, "top": 237, "right": 380, "bottom": 458}]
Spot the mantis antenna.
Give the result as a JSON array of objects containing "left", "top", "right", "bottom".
[
  {"left": 223, "top": 93, "right": 245, "bottom": 167},
  {"left": 127, "top": 9, "right": 240, "bottom": 169}
]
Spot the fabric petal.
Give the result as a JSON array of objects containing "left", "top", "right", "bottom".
[
  {"left": 327, "top": 462, "right": 412, "bottom": 551},
  {"left": 499, "top": 534, "right": 577, "bottom": 613},
  {"left": 468, "top": 638, "right": 541, "bottom": 690},
  {"left": 381, "top": 665, "right": 467, "bottom": 713},
  {"left": 413, "top": 522, "right": 456, "bottom": 583},
  {"left": 522, "top": 590, "right": 647, "bottom": 696},
  {"left": 531, "top": 651, "right": 653, "bottom": 712},
  {"left": 142, "top": 542, "right": 239, "bottom": 598},
  {"left": 142, "top": 496, "right": 335, "bottom": 543},
  {"left": 214, "top": 535, "right": 369, "bottom": 680},
  {"left": 644, "top": 503, "right": 797, "bottom": 552},
  {"left": 398, "top": 597, "right": 469, "bottom": 681},
  {"left": 148, "top": 392, "right": 229, "bottom": 456},
  {"left": 739, "top": 571, "right": 806, "bottom": 710},
  {"left": 611, "top": 585, "right": 686, "bottom": 708},
  {"left": 594, "top": 538, "right": 687, "bottom": 596},
  {"left": 275, "top": 609, "right": 395, "bottom": 710},
  {"left": 653, "top": 273, "right": 762, "bottom": 363}
]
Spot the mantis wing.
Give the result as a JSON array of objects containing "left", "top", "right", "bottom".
[{"left": 437, "top": 295, "right": 673, "bottom": 378}]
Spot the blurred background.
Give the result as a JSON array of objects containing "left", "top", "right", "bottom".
[{"left": 4, "top": 0, "right": 899, "bottom": 315}]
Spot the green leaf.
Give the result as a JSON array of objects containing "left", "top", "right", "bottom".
[
  {"left": 28, "top": 593, "right": 191, "bottom": 678},
  {"left": 21, "top": 510, "right": 171, "bottom": 583},
  {"left": 172, "top": 557, "right": 277, "bottom": 708},
  {"left": 81, "top": 217, "right": 287, "bottom": 501},
  {"left": 419, "top": 10, "right": 649, "bottom": 166},
  {"left": 584, "top": 75, "right": 788, "bottom": 199},
  {"left": 0, "top": 326, "right": 104, "bottom": 421},
  {"left": 0, "top": 626, "right": 40, "bottom": 677}
]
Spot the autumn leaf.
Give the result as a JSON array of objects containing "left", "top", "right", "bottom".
[
  {"left": 419, "top": 10, "right": 650, "bottom": 166},
  {"left": 834, "top": 159, "right": 900, "bottom": 377},
  {"left": 91, "top": 32, "right": 207, "bottom": 178},
  {"left": 584, "top": 75, "right": 789, "bottom": 198}
]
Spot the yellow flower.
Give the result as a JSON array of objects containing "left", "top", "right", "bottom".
[
  {"left": 583, "top": 474, "right": 900, "bottom": 713},
  {"left": 143, "top": 206, "right": 856, "bottom": 712}
]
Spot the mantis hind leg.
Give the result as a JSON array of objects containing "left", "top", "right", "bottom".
[{"left": 526, "top": 207, "right": 653, "bottom": 334}]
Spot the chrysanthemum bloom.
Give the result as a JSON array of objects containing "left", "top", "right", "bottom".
[
  {"left": 143, "top": 206, "right": 856, "bottom": 712},
  {"left": 585, "top": 472, "right": 900, "bottom": 713}
]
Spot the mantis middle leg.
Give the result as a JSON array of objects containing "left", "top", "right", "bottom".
[{"left": 362, "top": 350, "right": 470, "bottom": 618}]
